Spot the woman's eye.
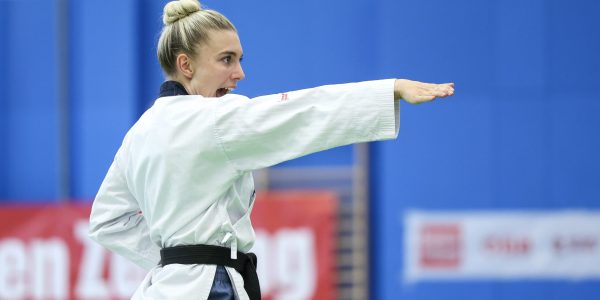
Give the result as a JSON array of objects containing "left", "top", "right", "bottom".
[{"left": 222, "top": 56, "right": 231, "bottom": 64}]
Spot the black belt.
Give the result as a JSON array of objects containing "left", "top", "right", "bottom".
[{"left": 160, "top": 244, "right": 261, "bottom": 300}]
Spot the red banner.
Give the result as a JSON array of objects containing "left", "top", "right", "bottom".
[{"left": 0, "top": 191, "right": 337, "bottom": 299}]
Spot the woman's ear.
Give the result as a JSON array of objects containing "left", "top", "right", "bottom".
[{"left": 176, "top": 53, "right": 194, "bottom": 79}]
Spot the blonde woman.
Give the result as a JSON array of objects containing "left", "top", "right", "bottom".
[{"left": 88, "top": 0, "right": 454, "bottom": 299}]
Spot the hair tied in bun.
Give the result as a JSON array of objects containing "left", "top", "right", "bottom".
[{"left": 163, "top": 0, "right": 202, "bottom": 25}]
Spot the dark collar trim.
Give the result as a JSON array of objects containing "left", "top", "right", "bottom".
[{"left": 159, "top": 81, "right": 189, "bottom": 97}]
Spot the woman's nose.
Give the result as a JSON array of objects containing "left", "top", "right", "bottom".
[{"left": 233, "top": 64, "right": 245, "bottom": 81}]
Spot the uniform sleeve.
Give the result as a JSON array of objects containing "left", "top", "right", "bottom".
[
  {"left": 213, "top": 79, "right": 399, "bottom": 171},
  {"left": 88, "top": 153, "right": 161, "bottom": 271}
]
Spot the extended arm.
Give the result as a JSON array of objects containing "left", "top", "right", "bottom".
[
  {"left": 214, "top": 79, "right": 396, "bottom": 171},
  {"left": 212, "top": 78, "right": 454, "bottom": 171}
]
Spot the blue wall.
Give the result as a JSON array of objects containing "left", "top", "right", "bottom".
[
  {"left": 68, "top": 0, "right": 140, "bottom": 198},
  {"left": 1, "top": 0, "right": 61, "bottom": 200},
  {"left": 0, "top": 0, "right": 8, "bottom": 197},
  {"left": 370, "top": 0, "right": 600, "bottom": 299},
  {"left": 1, "top": 0, "right": 599, "bottom": 299}
]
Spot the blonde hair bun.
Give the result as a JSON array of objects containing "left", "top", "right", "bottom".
[{"left": 163, "top": 0, "right": 202, "bottom": 25}]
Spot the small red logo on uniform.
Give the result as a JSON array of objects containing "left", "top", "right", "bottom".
[
  {"left": 280, "top": 93, "right": 288, "bottom": 101},
  {"left": 419, "top": 224, "right": 461, "bottom": 268}
]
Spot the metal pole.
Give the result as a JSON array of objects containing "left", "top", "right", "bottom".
[
  {"left": 56, "top": 0, "right": 71, "bottom": 200},
  {"left": 352, "top": 142, "right": 370, "bottom": 299}
]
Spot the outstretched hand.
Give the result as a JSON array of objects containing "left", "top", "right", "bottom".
[{"left": 394, "top": 79, "right": 454, "bottom": 104}]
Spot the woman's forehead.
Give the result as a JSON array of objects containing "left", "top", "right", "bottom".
[{"left": 203, "top": 30, "right": 243, "bottom": 56}]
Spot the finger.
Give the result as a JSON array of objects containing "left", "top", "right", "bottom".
[
  {"left": 432, "top": 86, "right": 450, "bottom": 97},
  {"left": 428, "top": 88, "right": 452, "bottom": 98},
  {"left": 414, "top": 83, "right": 454, "bottom": 100},
  {"left": 438, "top": 85, "right": 454, "bottom": 96},
  {"left": 423, "top": 84, "right": 443, "bottom": 94}
]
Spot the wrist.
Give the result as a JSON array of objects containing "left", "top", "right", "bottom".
[{"left": 393, "top": 79, "right": 404, "bottom": 100}]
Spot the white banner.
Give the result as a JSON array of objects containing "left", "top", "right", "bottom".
[{"left": 404, "top": 211, "right": 600, "bottom": 282}]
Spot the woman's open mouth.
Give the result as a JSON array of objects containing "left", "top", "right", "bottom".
[{"left": 216, "top": 88, "right": 233, "bottom": 97}]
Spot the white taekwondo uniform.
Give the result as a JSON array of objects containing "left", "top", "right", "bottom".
[{"left": 88, "top": 79, "right": 399, "bottom": 299}]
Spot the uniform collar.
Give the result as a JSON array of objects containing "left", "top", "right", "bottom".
[{"left": 159, "top": 81, "right": 189, "bottom": 97}]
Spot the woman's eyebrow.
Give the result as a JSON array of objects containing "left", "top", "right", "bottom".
[{"left": 219, "top": 51, "right": 241, "bottom": 57}]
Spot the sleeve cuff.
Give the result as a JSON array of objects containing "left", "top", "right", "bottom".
[{"left": 372, "top": 79, "right": 400, "bottom": 140}]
